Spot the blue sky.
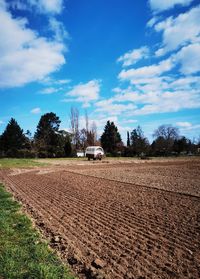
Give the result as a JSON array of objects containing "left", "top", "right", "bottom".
[{"left": 0, "top": 0, "right": 200, "bottom": 143}]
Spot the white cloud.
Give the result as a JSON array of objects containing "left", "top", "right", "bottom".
[
  {"left": 102, "top": 75, "right": 200, "bottom": 116},
  {"left": 149, "top": 0, "right": 193, "bottom": 13},
  {"left": 118, "top": 58, "right": 173, "bottom": 83},
  {"left": 39, "top": 87, "right": 62, "bottom": 94},
  {"left": 147, "top": 16, "right": 161, "bottom": 28},
  {"left": 181, "top": 124, "right": 200, "bottom": 131},
  {"left": 175, "top": 122, "right": 200, "bottom": 135},
  {"left": 117, "top": 46, "right": 149, "bottom": 67},
  {"left": 170, "top": 76, "right": 200, "bottom": 89},
  {"left": 0, "top": 120, "right": 4, "bottom": 125},
  {"left": 175, "top": 43, "right": 200, "bottom": 75},
  {"left": 49, "top": 17, "right": 69, "bottom": 42},
  {"left": 56, "top": 79, "right": 71, "bottom": 85},
  {"left": 176, "top": 122, "right": 192, "bottom": 128},
  {"left": 38, "top": 0, "right": 63, "bottom": 14},
  {"left": 112, "top": 87, "right": 123, "bottom": 94},
  {"left": 113, "top": 1, "right": 200, "bottom": 130},
  {"left": 9, "top": 0, "right": 64, "bottom": 14},
  {"left": 30, "top": 107, "right": 41, "bottom": 114},
  {"left": 155, "top": 47, "right": 165, "bottom": 57},
  {"left": 130, "top": 89, "right": 200, "bottom": 115},
  {"left": 155, "top": 5, "right": 200, "bottom": 55},
  {"left": 95, "top": 99, "right": 136, "bottom": 115},
  {"left": 41, "top": 77, "right": 71, "bottom": 86},
  {"left": 64, "top": 80, "right": 101, "bottom": 107},
  {"left": 135, "top": 74, "right": 200, "bottom": 93},
  {"left": 0, "top": 4, "right": 66, "bottom": 88}
]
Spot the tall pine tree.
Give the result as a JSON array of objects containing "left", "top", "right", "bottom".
[
  {"left": 0, "top": 118, "right": 27, "bottom": 156},
  {"left": 100, "top": 121, "right": 122, "bottom": 155},
  {"left": 127, "top": 131, "right": 130, "bottom": 146}
]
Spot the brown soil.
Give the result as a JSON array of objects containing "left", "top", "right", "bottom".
[{"left": 0, "top": 158, "right": 200, "bottom": 279}]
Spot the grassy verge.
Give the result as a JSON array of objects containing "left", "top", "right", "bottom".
[
  {"left": 0, "top": 184, "right": 74, "bottom": 279},
  {"left": 0, "top": 158, "right": 48, "bottom": 168}
]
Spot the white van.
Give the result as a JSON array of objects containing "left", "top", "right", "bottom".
[{"left": 85, "top": 146, "right": 104, "bottom": 160}]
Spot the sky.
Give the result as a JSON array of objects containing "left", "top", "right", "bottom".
[{"left": 0, "top": 0, "right": 200, "bottom": 143}]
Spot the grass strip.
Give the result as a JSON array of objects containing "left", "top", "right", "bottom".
[
  {"left": 0, "top": 184, "right": 74, "bottom": 279},
  {"left": 0, "top": 158, "right": 47, "bottom": 168}
]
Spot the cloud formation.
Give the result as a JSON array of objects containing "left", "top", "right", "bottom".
[
  {"left": 118, "top": 58, "right": 173, "bottom": 83},
  {"left": 39, "top": 87, "right": 62, "bottom": 94},
  {"left": 0, "top": 2, "right": 66, "bottom": 88},
  {"left": 30, "top": 107, "right": 41, "bottom": 114},
  {"left": 107, "top": 2, "right": 200, "bottom": 121},
  {"left": 64, "top": 80, "right": 101, "bottom": 107},
  {"left": 38, "top": 0, "right": 64, "bottom": 14},
  {"left": 117, "top": 46, "right": 149, "bottom": 67},
  {"left": 9, "top": 0, "right": 64, "bottom": 14},
  {"left": 175, "top": 43, "right": 200, "bottom": 75},
  {"left": 49, "top": 17, "right": 69, "bottom": 42},
  {"left": 176, "top": 122, "right": 192, "bottom": 128},
  {"left": 155, "top": 5, "right": 200, "bottom": 55},
  {"left": 149, "top": 0, "right": 193, "bottom": 13},
  {"left": 95, "top": 99, "right": 136, "bottom": 115}
]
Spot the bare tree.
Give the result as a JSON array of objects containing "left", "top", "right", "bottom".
[
  {"left": 70, "top": 107, "right": 80, "bottom": 149},
  {"left": 85, "top": 110, "right": 89, "bottom": 134},
  {"left": 70, "top": 108, "right": 98, "bottom": 150},
  {"left": 80, "top": 128, "right": 87, "bottom": 151},
  {"left": 153, "top": 124, "right": 179, "bottom": 140},
  {"left": 84, "top": 111, "right": 98, "bottom": 146},
  {"left": 153, "top": 124, "right": 179, "bottom": 155},
  {"left": 90, "top": 121, "right": 97, "bottom": 145}
]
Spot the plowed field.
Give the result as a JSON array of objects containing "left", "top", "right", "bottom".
[{"left": 0, "top": 159, "right": 200, "bottom": 279}]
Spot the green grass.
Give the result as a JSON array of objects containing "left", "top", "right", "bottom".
[
  {"left": 0, "top": 158, "right": 47, "bottom": 168},
  {"left": 0, "top": 184, "right": 74, "bottom": 279}
]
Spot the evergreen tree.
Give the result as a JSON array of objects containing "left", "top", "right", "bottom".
[
  {"left": 64, "top": 138, "right": 72, "bottom": 157},
  {"left": 0, "top": 118, "right": 27, "bottom": 156},
  {"left": 127, "top": 131, "right": 130, "bottom": 147},
  {"left": 173, "top": 136, "right": 190, "bottom": 154},
  {"left": 100, "top": 121, "right": 122, "bottom": 155},
  {"left": 34, "top": 112, "right": 61, "bottom": 157},
  {"left": 130, "top": 126, "right": 149, "bottom": 156}
]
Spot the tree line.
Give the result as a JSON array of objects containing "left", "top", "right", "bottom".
[
  {"left": 0, "top": 110, "right": 98, "bottom": 158},
  {"left": 101, "top": 121, "right": 199, "bottom": 157},
  {"left": 0, "top": 111, "right": 199, "bottom": 158}
]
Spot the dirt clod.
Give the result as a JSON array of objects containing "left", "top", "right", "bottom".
[
  {"left": 91, "top": 259, "right": 106, "bottom": 269},
  {"left": 68, "top": 256, "right": 78, "bottom": 265}
]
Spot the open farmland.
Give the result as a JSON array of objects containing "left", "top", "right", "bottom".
[{"left": 0, "top": 158, "right": 200, "bottom": 279}]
